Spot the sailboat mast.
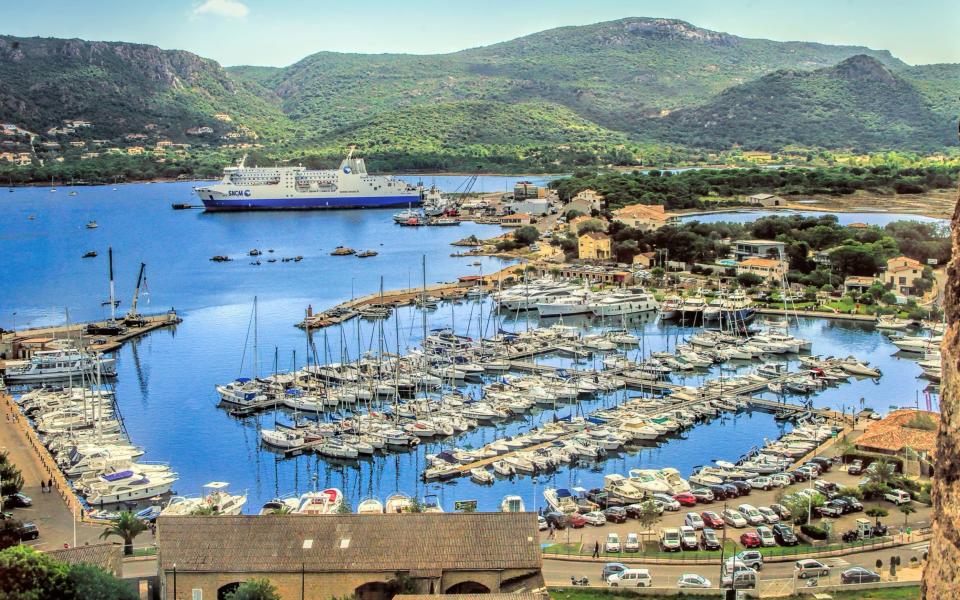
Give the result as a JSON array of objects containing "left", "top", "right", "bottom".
[
  {"left": 253, "top": 296, "right": 259, "bottom": 379},
  {"left": 108, "top": 247, "right": 116, "bottom": 322}
]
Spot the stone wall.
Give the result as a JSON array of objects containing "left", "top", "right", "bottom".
[{"left": 924, "top": 188, "right": 960, "bottom": 598}]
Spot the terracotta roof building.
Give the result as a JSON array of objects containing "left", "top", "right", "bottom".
[
  {"left": 157, "top": 513, "right": 543, "bottom": 600},
  {"left": 612, "top": 204, "right": 667, "bottom": 231},
  {"left": 885, "top": 256, "right": 925, "bottom": 296},
  {"left": 47, "top": 543, "right": 123, "bottom": 576},
  {"left": 855, "top": 409, "right": 940, "bottom": 458},
  {"left": 578, "top": 231, "right": 612, "bottom": 261},
  {"left": 736, "top": 257, "right": 785, "bottom": 282}
]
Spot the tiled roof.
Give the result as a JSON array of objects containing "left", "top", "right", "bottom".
[
  {"left": 158, "top": 513, "right": 541, "bottom": 573},
  {"left": 579, "top": 232, "right": 609, "bottom": 241},
  {"left": 613, "top": 204, "right": 666, "bottom": 220},
  {"left": 47, "top": 543, "right": 123, "bottom": 575},
  {"left": 856, "top": 409, "right": 939, "bottom": 455},
  {"left": 844, "top": 276, "right": 876, "bottom": 285},
  {"left": 887, "top": 256, "right": 923, "bottom": 269}
]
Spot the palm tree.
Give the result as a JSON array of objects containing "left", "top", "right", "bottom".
[
  {"left": 99, "top": 511, "right": 148, "bottom": 556},
  {"left": 268, "top": 504, "right": 293, "bottom": 515},
  {"left": 864, "top": 459, "right": 896, "bottom": 487},
  {"left": 899, "top": 504, "right": 917, "bottom": 529}
]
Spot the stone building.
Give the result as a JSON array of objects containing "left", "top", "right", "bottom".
[
  {"left": 885, "top": 255, "right": 924, "bottom": 296},
  {"left": 736, "top": 257, "right": 785, "bottom": 282},
  {"left": 611, "top": 204, "right": 667, "bottom": 231},
  {"left": 745, "top": 193, "right": 786, "bottom": 207},
  {"left": 47, "top": 542, "right": 123, "bottom": 576},
  {"left": 157, "top": 513, "right": 543, "bottom": 600}
]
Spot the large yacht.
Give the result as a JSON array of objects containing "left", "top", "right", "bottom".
[
  {"left": 589, "top": 288, "right": 660, "bottom": 317},
  {"left": 3, "top": 349, "right": 116, "bottom": 384}
]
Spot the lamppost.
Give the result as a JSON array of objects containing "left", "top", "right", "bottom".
[{"left": 173, "top": 563, "right": 177, "bottom": 599}]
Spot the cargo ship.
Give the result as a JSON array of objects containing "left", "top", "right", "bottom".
[{"left": 195, "top": 151, "right": 421, "bottom": 211}]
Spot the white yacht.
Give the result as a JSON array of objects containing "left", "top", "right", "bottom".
[
  {"left": 85, "top": 469, "right": 179, "bottom": 505},
  {"left": 160, "top": 482, "right": 247, "bottom": 516},
  {"left": 589, "top": 288, "right": 659, "bottom": 316},
  {"left": 500, "top": 495, "right": 526, "bottom": 512},
  {"left": 3, "top": 349, "right": 116, "bottom": 383}
]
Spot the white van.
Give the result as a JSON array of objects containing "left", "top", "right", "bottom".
[{"left": 608, "top": 568, "right": 652, "bottom": 588}]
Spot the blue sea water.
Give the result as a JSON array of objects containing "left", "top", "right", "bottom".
[{"left": 0, "top": 182, "right": 939, "bottom": 512}]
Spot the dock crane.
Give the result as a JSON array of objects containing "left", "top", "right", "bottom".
[{"left": 124, "top": 262, "right": 148, "bottom": 327}]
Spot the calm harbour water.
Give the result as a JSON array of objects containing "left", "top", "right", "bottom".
[{"left": 0, "top": 181, "right": 940, "bottom": 512}]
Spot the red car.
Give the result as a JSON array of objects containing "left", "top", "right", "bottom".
[
  {"left": 568, "top": 513, "right": 587, "bottom": 528},
  {"left": 701, "top": 511, "right": 725, "bottom": 529},
  {"left": 740, "top": 532, "right": 762, "bottom": 548},
  {"left": 673, "top": 493, "right": 697, "bottom": 507}
]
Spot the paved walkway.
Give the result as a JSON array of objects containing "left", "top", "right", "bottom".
[{"left": 1, "top": 394, "right": 155, "bottom": 553}]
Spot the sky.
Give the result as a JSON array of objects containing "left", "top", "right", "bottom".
[{"left": 3, "top": 0, "right": 959, "bottom": 67}]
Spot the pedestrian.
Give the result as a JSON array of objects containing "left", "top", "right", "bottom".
[
  {"left": 548, "top": 523, "right": 555, "bottom": 539},
  {"left": 592, "top": 541, "right": 600, "bottom": 558},
  {"left": 40, "top": 480, "right": 46, "bottom": 493},
  {"left": 48, "top": 478, "right": 54, "bottom": 492}
]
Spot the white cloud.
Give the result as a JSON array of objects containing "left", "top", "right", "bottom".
[{"left": 193, "top": 0, "right": 249, "bottom": 19}]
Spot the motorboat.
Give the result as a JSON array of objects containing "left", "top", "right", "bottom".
[
  {"left": 296, "top": 488, "right": 344, "bottom": 514},
  {"left": 160, "top": 482, "right": 247, "bottom": 516},
  {"left": 604, "top": 473, "right": 646, "bottom": 503},
  {"left": 470, "top": 468, "right": 494, "bottom": 484},
  {"left": 385, "top": 492, "right": 414, "bottom": 514},
  {"left": 500, "top": 495, "right": 525, "bottom": 512},
  {"left": 84, "top": 470, "right": 179, "bottom": 505},
  {"left": 627, "top": 469, "right": 673, "bottom": 494},
  {"left": 260, "top": 428, "right": 304, "bottom": 449},
  {"left": 357, "top": 498, "right": 385, "bottom": 514},
  {"left": 544, "top": 488, "right": 579, "bottom": 514}
]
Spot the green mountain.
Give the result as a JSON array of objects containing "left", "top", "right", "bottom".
[
  {"left": 639, "top": 55, "right": 956, "bottom": 152},
  {"left": 233, "top": 17, "right": 906, "bottom": 138},
  {"left": 0, "top": 36, "right": 293, "bottom": 141},
  {"left": 0, "top": 18, "right": 956, "bottom": 163}
]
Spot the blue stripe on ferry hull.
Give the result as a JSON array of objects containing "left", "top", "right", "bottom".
[{"left": 200, "top": 195, "right": 420, "bottom": 211}]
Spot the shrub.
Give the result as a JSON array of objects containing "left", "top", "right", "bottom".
[{"left": 800, "top": 524, "right": 828, "bottom": 540}]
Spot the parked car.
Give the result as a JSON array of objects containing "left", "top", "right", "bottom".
[
  {"left": 3, "top": 493, "right": 32, "bottom": 509},
  {"left": 568, "top": 513, "right": 588, "bottom": 528},
  {"left": 789, "top": 468, "right": 810, "bottom": 482},
  {"left": 841, "top": 567, "right": 882, "bottom": 584},
  {"left": 810, "top": 456, "right": 833, "bottom": 472},
  {"left": 680, "top": 526, "right": 699, "bottom": 550},
  {"left": 625, "top": 501, "right": 662, "bottom": 518},
  {"left": 653, "top": 493, "right": 681, "bottom": 511},
  {"left": 768, "top": 474, "right": 791, "bottom": 488},
  {"left": 740, "top": 532, "right": 762, "bottom": 548},
  {"left": 719, "top": 483, "right": 741, "bottom": 498},
  {"left": 605, "top": 532, "right": 622, "bottom": 553},
  {"left": 624, "top": 532, "right": 640, "bottom": 553},
  {"left": 684, "top": 512, "right": 705, "bottom": 530},
  {"left": 735, "top": 550, "right": 765, "bottom": 570},
  {"left": 673, "top": 492, "right": 697, "bottom": 507},
  {"left": 737, "top": 504, "right": 765, "bottom": 526},
  {"left": 608, "top": 568, "right": 652, "bottom": 588},
  {"left": 748, "top": 476, "right": 773, "bottom": 490},
  {"left": 708, "top": 484, "right": 731, "bottom": 500},
  {"left": 728, "top": 480, "right": 752, "bottom": 495},
  {"left": 690, "top": 487, "right": 714, "bottom": 503},
  {"left": 802, "top": 461, "right": 823, "bottom": 475},
  {"left": 601, "top": 562, "right": 628, "bottom": 581},
  {"left": 795, "top": 466, "right": 819, "bottom": 480},
  {"left": 757, "top": 506, "right": 780, "bottom": 524},
  {"left": 544, "top": 511, "right": 568, "bottom": 529},
  {"left": 772, "top": 523, "right": 798, "bottom": 546},
  {"left": 756, "top": 526, "right": 777, "bottom": 547},
  {"left": 537, "top": 515, "right": 548, "bottom": 531},
  {"left": 583, "top": 511, "right": 607, "bottom": 526},
  {"left": 844, "top": 496, "right": 864, "bottom": 511},
  {"left": 677, "top": 573, "right": 711, "bottom": 589},
  {"left": 814, "top": 480, "right": 840, "bottom": 496},
  {"left": 795, "top": 559, "right": 830, "bottom": 579},
  {"left": 701, "top": 528, "right": 721, "bottom": 550},
  {"left": 587, "top": 489, "right": 623, "bottom": 508},
  {"left": 721, "top": 567, "right": 757, "bottom": 590},
  {"left": 18, "top": 522, "right": 39, "bottom": 541},
  {"left": 884, "top": 489, "right": 911, "bottom": 505},
  {"left": 769, "top": 503, "right": 792, "bottom": 521},
  {"left": 847, "top": 459, "right": 864, "bottom": 475},
  {"left": 723, "top": 508, "right": 748, "bottom": 528},
  {"left": 660, "top": 528, "right": 682, "bottom": 552},
  {"left": 817, "top": 500, "right": 846, "bottom": 518},
  {"left": 604, "top": 506, "right": 628, "bottom": 523},
  {"left": 701, "top": 510, "right": 724, "bottom": 529}
]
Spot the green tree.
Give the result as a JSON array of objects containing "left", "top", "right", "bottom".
[
  {"left": 0, "top": 519, "right": 24, "bottom": 551},
  {"left": 224, "top": 578, "right": 281, "bottom": 600},
  {"left": 737, "top": 272, "right": 764, "bottom": 288},
  {"left": 66, "top": 563, "right": 138, "bottom": 600},
  {"left": 99, "top": 512, "right": 148, "bottom": 556},
  {"left": 899, "top": 504, "right": 917, "bottom": 529},
  {"left": 0, "top": 545, "right": 71, "bottom": 600},
  {"left": 782, "top": 493, "right": 825, "bottom": 525},
  {"left": 635, "top": 499, "right": 661, "bottom": 533},
  {"left": 865, "top": 458, "right": 897, "bottom": 487},
  {"left": 866, "top": 507, "right": 889, "bottom": 527},
  {"left": 513, "top": 226, "right": 540, "bottom": 246}
]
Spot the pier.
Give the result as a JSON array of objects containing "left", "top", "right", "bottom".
[{"left": 297, "top": 265, "right": 525, "bottom": 329}]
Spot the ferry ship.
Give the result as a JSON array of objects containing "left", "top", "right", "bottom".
[{"left": 195, "top": 152, "right": 421, "bottom": 211}]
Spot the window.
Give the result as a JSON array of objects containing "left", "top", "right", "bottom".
[{"left": 192, "top": 590, "right": 203, "bottom": 600}]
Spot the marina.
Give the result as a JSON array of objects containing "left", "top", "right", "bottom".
[{"left": 0, "top": 181, "right": 943, "bottom": 515}]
